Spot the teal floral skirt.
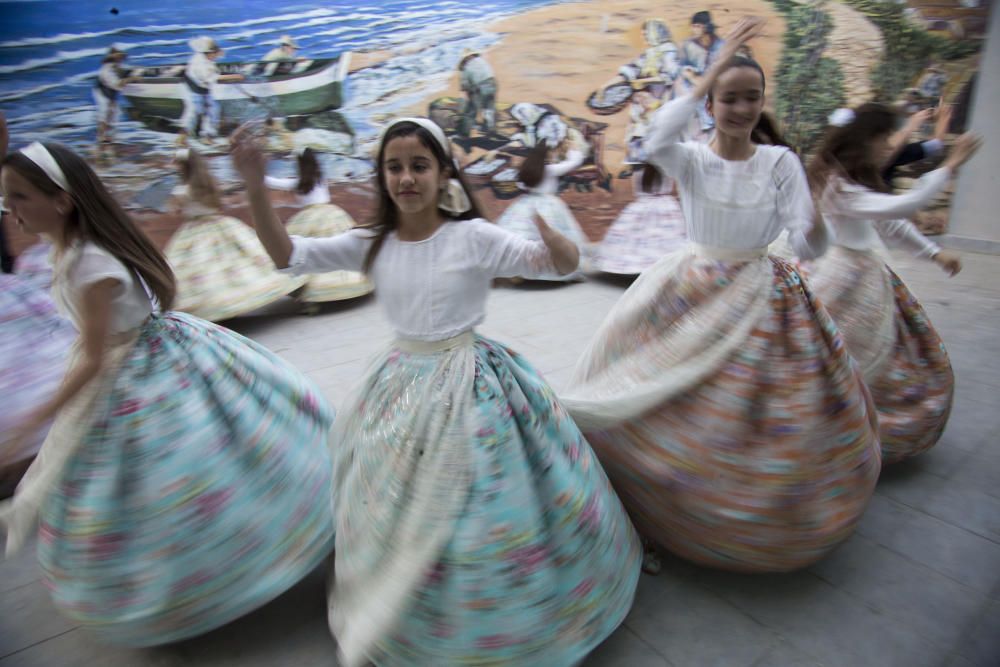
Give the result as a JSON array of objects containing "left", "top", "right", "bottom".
[
  {"left": 331, "top": 335, "right": 640, "bottom": 667},
  {"left": 37, "top": 312, "right": 336, "bottom": 646}
]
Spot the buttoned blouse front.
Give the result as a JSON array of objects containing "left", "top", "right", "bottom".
[{"left": 282, "top": 219, "right": 557, "bottom": 341}]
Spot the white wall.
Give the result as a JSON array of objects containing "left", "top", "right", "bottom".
[{"left": 947, "top": 2, "right": 1000, "bottom": 250}]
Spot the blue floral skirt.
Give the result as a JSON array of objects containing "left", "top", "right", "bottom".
[
  {"left": 331, "top": 335, "right": 640, "bottom": 666},
  {"left": 36, "top": 312, "right": 336, "bottom": 646}
]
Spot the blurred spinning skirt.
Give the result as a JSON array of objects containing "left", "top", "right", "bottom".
[
  {"left": 807, "top": 246, "right": 953, "bottom": 464},
  {"left": 0, "top": 275, "right": 73, "bottom": 496},
  {"left": 329, "top": 333, "right": 640, "bottom": 667},
  {"left": 562, "top": 246, "right": 881, "bottom": 572},
  {"left": 5, "top": 312, "right": 335, "bottom": 646},
  {"left": 165, "top": 215, "right": 306, "bottom": 321},
  {"left": 286, "top": 204, "right": 373, "bottom": 303},
  {"left": 594, "top": 194, "right": 687, "bottom": 275}
]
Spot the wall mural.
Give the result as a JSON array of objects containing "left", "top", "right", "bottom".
[{"left": 0, "top": 0, "right": 991, "bottom": 252}]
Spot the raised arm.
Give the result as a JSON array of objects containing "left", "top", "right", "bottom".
[
  {"left": 544, "top": 150, "right": 586, "bottom": 179},
  {"left": 231, "top": 125, "right": 294, "bottom": 267}
]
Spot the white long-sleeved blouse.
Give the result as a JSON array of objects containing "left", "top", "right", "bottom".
[
  {"left": 645, "top": 95, "right": 824, "bottom": 259},
  {"left": 526, "top": 151, "right": 586, "bottom": 195},
  {"left": 264, "top": 176, "right": 332, "bottom": 207},
  {"left": 281, "top": 219, "right": 558, "bottom": 341},
  {"left": 819, "top": 168, "right": 950, "bottom": 258}
]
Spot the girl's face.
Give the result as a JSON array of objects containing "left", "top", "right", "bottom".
[
  {"left": 0, "top": 167, "right": 70, "bottom": 237},
  {"left": 382, "top": 134, "right": 448, "bottom": 219},
  {"left": 708, "top": 66, "right": 765, "bottom": 140}
]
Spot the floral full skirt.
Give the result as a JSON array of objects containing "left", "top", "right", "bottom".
[
  {"left": 594, "top": 194, "right": 687, "bottom": 275},
  {"left": 285, "top": 204, "right": 373, "bottom": 303},
  {"left": 496, "top": 193, "right": 589, "bottom": 281}
]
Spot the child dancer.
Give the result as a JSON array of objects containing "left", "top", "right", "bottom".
[
  {"left": 0, "top": 141, "right": 335, "bottom": 645},
  {"left": 264, "top": 147, "right": 372, "bottom": 308},
  {"left": 496, "top": 140, "right": 590, "bottom": 281},
  {"left": 562, "top": 18, "right": 880, "bottom": 573},
  {"left": 594, "top": 163, "right": 687, "bottom": 275},
  {"left": 232, "top": 117, "right": 641, "bottom": 667},
  {"left": 806, "top": 104, "right": 981, "bottom": 463},
  {"left": 165, "top": 147, "right": 306, "bottom": 321}
]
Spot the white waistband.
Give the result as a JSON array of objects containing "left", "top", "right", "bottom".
[
  {"left": 394, "top": 330, "right": 475, "bottom": 354},
  {"left": 690, "top": 243, "right": 769, "bottom": 261}
]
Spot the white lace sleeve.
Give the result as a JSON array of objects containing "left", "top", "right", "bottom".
[{"left": 644, "top": 95, "right": 700, "bottom": 185}]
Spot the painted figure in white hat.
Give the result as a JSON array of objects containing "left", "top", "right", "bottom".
[
  {"left": 263, "top": 34, "right": 302, "bottom": 62},
  {"left": 93, "top": 46, "right": 136, "bottom": 155},
  {"left": 179, "top": 36, "right": 244, "bottom": 143}
]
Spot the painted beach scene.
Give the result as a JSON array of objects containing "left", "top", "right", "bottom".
[{"left": 0, "top": 0, "right": 989, "bottom": 250}]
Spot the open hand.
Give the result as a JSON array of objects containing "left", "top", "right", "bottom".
[
  {"left": 944, "top": 133, "right": 983, "bottom": 171},
  {"left": 933, "top": 104, "right": 953, "bottom": 141},
  {"left": 229, "top": 123, "right": 268, "bottom": 185},
  {"left": 723, "top": 17, "right": 767, "bottom": 54}
]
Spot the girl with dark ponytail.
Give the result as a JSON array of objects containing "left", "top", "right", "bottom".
[{"left": 264, "top": 147, "right": 373, "bottom": 308}]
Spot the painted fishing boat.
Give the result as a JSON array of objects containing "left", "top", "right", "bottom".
[{"left": 122, "top": 54, "right": 351, "bottom": 131}]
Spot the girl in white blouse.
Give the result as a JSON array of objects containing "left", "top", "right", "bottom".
[
  {"left": 806, "top": 104, "right": 982, "bottom": 464},
  {"left": 562, "top": 17, "right": 880, "bottom": 574},
  {"left": 232, "top": 117, "right": 641, "bottom": 667},
  {"left": 496, "top": 139, "right": 590, "bottom": 281},
  {"left": 0, "top": 141, "right": 335, "bottom": 645},
  {"left": 264, "top": 147, "right": 372, "bottom": 307}
]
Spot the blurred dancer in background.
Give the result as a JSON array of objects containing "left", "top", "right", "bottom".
[
  {"left": 0, "top": 140, "right": 335, "bottom": 645},
  {"left": 807, "top": 104, "right": 981, "bottom": 463},
  {"left": 496, "top": 139, "right": 590, "bottom": 281},
  {"left": 165, "top": 147, "right": 305, "bottom": 321},
  {"left": 594, "top": 163, "right": 687, "bottom": 276},
  {"left": 233, "top": 116, "right": 640, "bottom": 667},
  {"left": 264, "top": 147, "right": 372, "bottom": 310},
  {"left": 563, "top": 18, "right": 880, "bottom": 573}
]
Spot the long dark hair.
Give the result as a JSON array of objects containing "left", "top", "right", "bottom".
[
  {"left": 807, "top": 103, "right": 899, "bottom": 195},
  {"left": 361, "top": 121, "right": 482, "bottom": 273},
  {"left": 518, "top": 139, "right": 548, "bottom": 189},
  {"left": 2, "top": 144, "right": 176, "bottom": 310},
  {"left": 708, "top": 56, "right": 792, "bottom": 150},
  {"left": 296, "top": 147, "right": 322, "bottom": 196},
  {"left": 638, "top": 163, "right": 664, "bottom": 194}
]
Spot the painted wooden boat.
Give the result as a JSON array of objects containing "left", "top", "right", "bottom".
[{"left": 122, "top": 54, "right": 351, "bottom": 129}]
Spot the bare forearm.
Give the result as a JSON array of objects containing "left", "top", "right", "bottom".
[
  {"left": 245, "top": 184, "right": 293, "bottom": 268},
  {"left": 543, "top": 231, "right": 580, "bottom": 275}
]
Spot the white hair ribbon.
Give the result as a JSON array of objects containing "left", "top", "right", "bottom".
[
  {"left": 174, "top": 148, "right": 190, "bottom": 161},
  {"left": 828, "top": 108, "right": 856, "bottom": 128},
  {"left": 20, "top": 142, "right": 71, "bottom": 192},
  {"left": 380, "top": 117, "right": 472, "bottom": 215}
]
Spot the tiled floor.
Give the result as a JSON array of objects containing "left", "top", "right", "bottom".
[{"left": 2, "top": 249, "right": 998, "bottom": 666}]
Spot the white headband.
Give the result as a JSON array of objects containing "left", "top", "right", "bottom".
[
  {"left": 828, "top": 108, "right": 856, "bottom": 128},
  {"left": 379, "top": 117, "right": 471, "bottom": 216},
  {"left": 175, "top": 148, "right": 190, "bottom": 161},
  {"left": 20, "top": 142, "right": 71, "bottom": 192}
]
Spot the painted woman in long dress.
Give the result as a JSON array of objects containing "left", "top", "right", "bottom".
[
  {"left": 562, "top": 18, "right": 880, "bottom": 573},
  {"left": 233, "top": 117, "right": 641, "bottom": 667},
  {"left": 0, "top": 142, "right": 334, "bottom": 645},
  {"left": 806, "top": 104, "right": 982, "bottom": 463}
]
